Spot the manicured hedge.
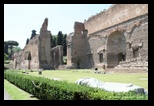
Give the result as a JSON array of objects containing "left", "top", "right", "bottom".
[{"left": 4, "top": 71, "right": 148, "bottom": 100}]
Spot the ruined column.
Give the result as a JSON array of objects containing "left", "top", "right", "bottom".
[{"left": 39, "top": 18, "right": 52, "bottom": 69}]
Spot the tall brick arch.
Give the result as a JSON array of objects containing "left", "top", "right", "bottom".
[{"left": 107, "top": 31, "right": 126, "bottom": 68}]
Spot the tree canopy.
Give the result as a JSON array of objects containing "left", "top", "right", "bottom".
[
  {"left": 5, "top": 40, "right": 19, "bottom": 46},
  {"left": 4, "top": 40, "right": 20, "bottom": 59},
  {"left": 30, "top": 30, "right": 37, "bottom": 39},
  {"left": 26, "top": 38, "right": 29, "bottom": 45},
  {"left": 50, "top": 31, "right": 67, "bottom": 56},
  {"left": 62, "top": 34, "right": 67, "bottom": 56},
  {"left": 51, "top": 35, "right": 57, "bottom": 48},
  {"left": 57, "top": 31, "right": 63, "bottom": 45}
]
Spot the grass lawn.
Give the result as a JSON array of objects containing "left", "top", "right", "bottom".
[
  {"left": 18, "top": 69, "right": 148, "bottom": 91},
  {"left": 4, "top": 79, "right": 38, "bottom": 100}
]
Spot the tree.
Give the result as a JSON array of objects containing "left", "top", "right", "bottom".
[
  {"left": 4, "top": 40, "right": 19, "bottom": 59},
  {"left": 62, "top": 34, "right": 67, "bottom": 56},
  {"left": 12, "top": 46, "right": 21, "bottom": 53},
  {"left": 56, "top": 31, "right": 63, "bottom": 45},
  {"left": 30, "top": 30, "right": 37, "bottom": 39},
  {"left": 4, "top": 41, "right": 9, "bottom": 55},
  {"left": 52, "top": 36, "right": 57, "bottom": 47},
  {"left": 4, "top": 53, "right": 8, "bottom": 60},
  {"left": 9, "top": 45, "right": 13, "bottom": 59},
  {"left": 50, "top": 35, "right": 53, "bottom": 47},
  {"left": 26, "top": 38, "right": 29, "bottom": 45},
  {"left": 7, "top": 40, "right": 19, "bottom": 46}
]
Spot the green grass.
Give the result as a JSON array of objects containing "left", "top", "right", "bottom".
[
  {"left": 16, "top": 69, "right": 148, "bottom": 91},
  {"left": 4, "top": 79, "right": 39, "bottom": 100}
]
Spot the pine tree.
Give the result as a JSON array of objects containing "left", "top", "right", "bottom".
[
  {"left": 52, "top": 36, "right": 57, "bottom": 48},
  {"left": 57, "top": 31, "right": 63, "bottom": 45},
  {"left": 51, "top": 35, "right": 53, "bottom": 48},
  {"left": 4, "top": 40, "right": 19, "bottom": 59},
  {"left": 62, "top": 34, "right": 67, "bottom": 56},
  {"left": 4, "top": 42, "right": 9, "bottom": 55},
  {"left": 26, "top": 38, "right": 29, "bottom": 45}
]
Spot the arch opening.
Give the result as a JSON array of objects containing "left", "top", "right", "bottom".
[{"left": 107, "top": 31, "right": 126, "bottom": 68}]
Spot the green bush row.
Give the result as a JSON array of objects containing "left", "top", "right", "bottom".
[{"left": 4, "top": 71, "right": 148, "bottom": 100}]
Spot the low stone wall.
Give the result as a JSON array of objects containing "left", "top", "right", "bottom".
[
  {"left": 51, "top": 45, "right": 63, "bottom": 68},
  {"left": 114, "top": 57, "right": 148, "bottom": 70}
]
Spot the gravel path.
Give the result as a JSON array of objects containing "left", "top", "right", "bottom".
[{"left": 4, "top": 89, "right": 12, "bottom": 100}]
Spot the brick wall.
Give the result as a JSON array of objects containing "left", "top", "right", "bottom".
[{"left": 84, "top": 4, "right": 148, "bottom": 34}]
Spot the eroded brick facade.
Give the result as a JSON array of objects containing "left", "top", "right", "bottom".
[
  {"left": 13, "top": 18, "right": 63, "bottom": 70},
  {"left": 67, "top": 4, "right": 148, "bottom": 71}
]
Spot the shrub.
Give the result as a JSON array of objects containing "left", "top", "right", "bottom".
[
  {"left": 4, "top": 53, "right": 8, "bottom": 60},
  {"left": 4, "top": 71, "right": 148, "bottom": 100}
]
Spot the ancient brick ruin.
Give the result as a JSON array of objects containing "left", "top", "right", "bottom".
[
  {"left": 13, "top": 4, "right": 148, "bottom": 72},
  {"left": 13, "top": 18, "right": 63, "bottom": 70},
  {"left": 67, "top": 4, "right": 148, "bottom": 72}
]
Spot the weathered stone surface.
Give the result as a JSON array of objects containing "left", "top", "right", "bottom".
[
  {"left": 11, "top": 4, "right": 148, "bottom": 73},
  {"left": 76, "top": 78, "right": 147, "bottom": 95},
  {"left": 51, "top": 45, "right": 63, "bottom": 69},
  {"left": 13, "top": 36, "right": 40, "bottom": 70},
  {"left": 39, "top": 18, "right": 52, "bottom": 69},
  {"left": 65, "top": 65, "right": 76, "bottom": 69},
  {"left": 84, "top": 4, "right": 148, "bottom": 34},
  {"left": 114, "top": 57, "right": 148, "bottom": 70},
  {"left": 66, "top": 22, "right": 88, "bottom": 69},
  {"left": 12, "top": 18, "right": 63, "bottom": 70},
  {"left": 76, "top": 78, "right": 104, "bottom": 88},
  {"left": 67, "top": 4, "right": 148, "bottom": 71}
]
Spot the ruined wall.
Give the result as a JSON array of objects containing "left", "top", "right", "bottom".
[
  {"left": 67, "top": 22, "right": 88, "bottom": 68},
  {"left": 84, "top": 4, "right": 148, "bottom": 34},
  {"left": 67, "top": 4, "right": 148, "bottom": 70},
  {"left": 51, "top": 45, "right": 63, "bottom": 68},
  {"left": 14, "top": 35, "right": 39, "bottom": 70},
  {"left": 74, "top": 22, "right": 85, "bottom": 34},
  {"left": 114, "top": 16, "right": 148, "bottom": 70},
  {"left": 127, "top": 21, "right": 148, "bottom": 61},
  {"left": 13, "top": 18, "right": 52, "bottom": 70},
  {"left": 71, "top": 34, "right": 87, "bottom": 68},
  {"left": 88, "top": 35, "right": 105, "bottom": 66},
  {"left": 107, "top": 31, "right": 126, "bottom": 68},
  {"left": 67, "top": 33, "right": 73, "bottom": 66},
  {"left": 87, "top": 12, "right": 148, "bottom": 69},
  {"left": 39, "top": 18, "right": 52, "bottom": 69}
]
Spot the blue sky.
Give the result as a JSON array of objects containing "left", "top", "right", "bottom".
[{"left": 4, "top": 4, "right": 112, "bottom": 49}]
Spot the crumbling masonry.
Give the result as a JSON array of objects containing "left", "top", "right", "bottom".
[
  {"left": 13, "top": 4, "right": 148, "bottom": 72},
  {"left": 13, "top": 18, "right": 63, "bottom": 70},
  {"left": 67, "top": 4, "right": 148, "bottom": 72}
]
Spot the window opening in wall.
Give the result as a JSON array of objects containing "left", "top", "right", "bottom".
[
  {"left": 133, "top": 49, "right": 139, "bottom": 58},
  {"left": 99, "top": 53, "right": 103, "bottom": 63},
  {"left": 118, "top": 52, "right": 126, "bottom": 63},
  {"left": 82, "top": 30, "right": 88, "bottom": 35}
]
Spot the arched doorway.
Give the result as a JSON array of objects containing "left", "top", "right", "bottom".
[{"left": 107, "top": 31, "right": 126, "bottom": 68}]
